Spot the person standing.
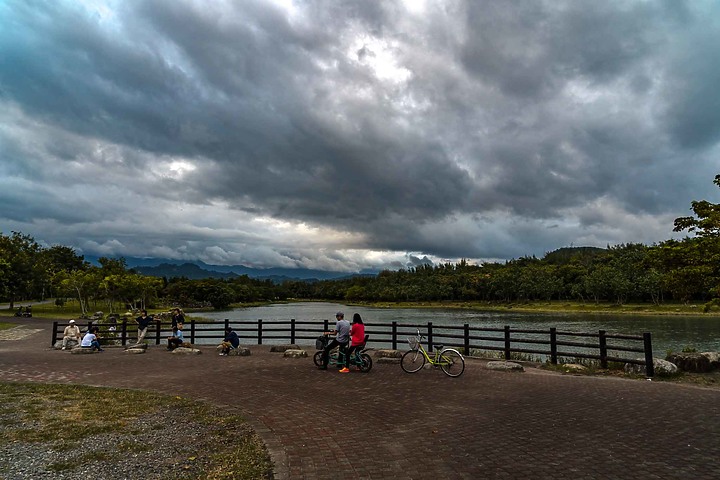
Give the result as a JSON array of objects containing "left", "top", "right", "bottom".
[
  {"left": 171, "top": 308, "right": 185, "bottom": 329},
  {"left": 321, "top": 312, "right": 351, "bottom": 372},
  {"left": 135, "top": 310, "right": 152, "bottom": 345},
  {"left": 61, "top": 319, "right": 82, "bottom": 350},
  {"left": 346, "top": 313, "right": 366, "bottom": 369}
]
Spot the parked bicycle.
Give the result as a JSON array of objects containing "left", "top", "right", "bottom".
[
  {"left": 400, "top": 329, "right": 465, "bottom": 377},
  {"left": 314, "top": 335, "right": 373, "bottom": 373}
]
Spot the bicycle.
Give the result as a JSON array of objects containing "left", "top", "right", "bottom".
[
  {"left": 313, "top": 335, "right": 373, "bottom": 373},
  {"left": 400, "top": 329, "right": 465, "bottom": 377}
]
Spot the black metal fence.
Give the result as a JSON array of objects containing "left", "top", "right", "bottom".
[{"left": 51, "top": 318, "right": 655, "bottom": 376}]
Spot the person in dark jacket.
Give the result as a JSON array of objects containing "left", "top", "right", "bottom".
[
  {"left": 135, "top": 309, "right": 152, "bottom": 344},
  {"left": 218, "top": 327, "right": 239, "bottom": 355}
]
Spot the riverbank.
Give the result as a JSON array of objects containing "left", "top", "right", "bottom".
[{"left": 347, "top": 300, "right": 720, "bottom": 317}]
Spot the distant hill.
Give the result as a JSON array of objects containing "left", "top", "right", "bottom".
[
  {"left": 85, "top": 255, "right": 374, "bottom": 282},
  {"left": 542, "top": 246, "right": 606, "bottom": 264}
]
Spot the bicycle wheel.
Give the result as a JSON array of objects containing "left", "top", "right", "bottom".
[
  {"left": 313, "top": 351, "right": 324, "bottom": 367},
  {"left": 359, "top": 353, "right": 373, "bottom": 373},
  {"left": 439, "top": 349, "right": 465, "bottom": 377},
  {"left": 401, "top": 349, "right": 426, "bottom": 373}
]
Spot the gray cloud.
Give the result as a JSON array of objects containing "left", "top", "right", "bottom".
[{"left": 1, "top": 0, "right": 719, "bottom": 271}]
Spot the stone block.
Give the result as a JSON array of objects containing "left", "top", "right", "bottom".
[
  {"left": 229, "top": 347, "right": 251, "bottom": 356},
  {"left": 70, "top": 347, "right": 97, "bottom": 354},
  {"left": 486, "top": 361, "right": 524, "bottom": 372},
  {"left": 283, "top": 349, "right": 307, "bottom": 358},
  {"left": 374, "top": 349, "right": 403, "bottom": 358},
  {"left": 172, "top": 347, "right": 202, "bottom": 355},
  {"left": 125, "top": 348, "right": 146, "bottom": 354},
  {"left": 270, "top": 344, "right": 300, "bottom": 352}
]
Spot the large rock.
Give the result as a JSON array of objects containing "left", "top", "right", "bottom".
[
  {"left": 283, "top": 349, "right": 307, "bottom": 358},
  {"left": 229, "top": 347, "right": 251, "bottom": 356},
  {"left": 701, "top": 352, "right": 720, "bottom": 370},
  {"left": 125, "top": 347, "right": 146, "bottom": 354},
  {"left": 270, "top": 344, "right": 300, "bottom": 352},
  {"left": 625, "top": 358, "right": 678, "bottom": 376},
  {"left": 374, "top": 349, "right": 403, "bottom": 358},
  {"left": 486, "top": 361, "right": 524, "bottom": 372},
  {"left": 172, "top": 347, "right": 202, "bottom": 355},
  {"left": 54, "top": 340, "right": 79, "bottom": 350},
  {"left": 666, "top": 352, "right": 712, "bottom": 373},
  {"left": 560, "top": 363, "right": 588, "bottom": 374},
  {"left": 70, "top": 347, "right": 97, "bottom": 354}
]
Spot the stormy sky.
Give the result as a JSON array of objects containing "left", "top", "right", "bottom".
[{"left": 1, "top": 0, "right": 719, "bottom": 272}]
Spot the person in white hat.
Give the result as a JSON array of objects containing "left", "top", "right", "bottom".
[{"left": 61, "top": 319, "right": 82, "bottom": 350}]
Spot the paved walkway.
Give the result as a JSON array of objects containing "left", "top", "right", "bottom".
[{"left": 1, "top": 319, "right": 719, "bottom": 479}]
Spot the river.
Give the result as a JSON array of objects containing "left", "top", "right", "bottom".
[{"left": 196, "top": 302, "right": 720, "bottom": 354}]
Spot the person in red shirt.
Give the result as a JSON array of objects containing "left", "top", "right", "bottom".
[{"left": 346, "top": 313, "right": 366, "bottom": 369}]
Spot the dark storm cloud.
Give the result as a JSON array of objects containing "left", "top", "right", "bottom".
[{"left": 1, "top": 0, "right": 719, "bottom": 269}]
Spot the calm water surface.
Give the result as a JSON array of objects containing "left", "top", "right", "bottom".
[{"left": 197, "top": 302, "right": 720, "bottom": 354}]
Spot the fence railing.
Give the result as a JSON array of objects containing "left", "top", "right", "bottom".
[{"left": 51, "top": 318, "right": 655, "bottom": 376}]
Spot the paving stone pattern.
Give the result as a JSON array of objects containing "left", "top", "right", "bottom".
[{"left": 1, "top": 319, "right": 719, "bottom": 479}]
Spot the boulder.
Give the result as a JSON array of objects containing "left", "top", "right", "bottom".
[
  {"left": 374, "top": 349, "right": 403, "bottom": 358},
  {"left": 125, "top": 343, "right": 147, "bottom": 350},
  {"left": 54, "top": 340, "right": 79, "bottom": 350},
  {"left": 376, "top": 357, "right": 400, "bottom": 364},
  {"left": 625, "top": 358, "right": 678, "bottom": 376},
  {"left": 561, "top": 363, "right": 588, "bottom": 374},
  {"left": 70, "top": 347, "right": 97, "bottom": 354},
  {"left": 701, "top": 352, "right": 720, "bottom": 370},
  {"left": 666, "top": 352, "right": 712, "bottom": 373},
  {"left": 270, "top": 344, "right": 300, "bottom": 352},
  {"left": 229, "top": 347, "right": 251, "bottom": 356},
  {"left": 283, "top": 349, "right": 307, "bottom": 358},
  {"left": 172, "top": 347, "right": 202, "bottom": 355},
  {"left": 486, "top": 361, "right": 524, "bottom": 372},
  {"left": 125, "top": 348, "right": 146, "bottom": 354}
]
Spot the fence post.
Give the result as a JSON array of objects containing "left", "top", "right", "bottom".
[
  {"left": 598, "top": 330, "right": 608, "bottom": 369},
  {"left": 427, "top": 322, "right": 433, "bottom": 352},
  {"left": 224, "top": 318, "right": 229, "bottom": 331},
  {"left": 154, "top": 319, "right": 161, "bottom": 345},
  {"left": 504, "top": 325, "right": 511, "bottom": 360},
  {"left": 121, "top": 319, "right": 127, "bottom": 346},
  {"left": 258, "top": 319, "right": 263, "bottom": 345},
  {"left": 550, "top": 327, "right": 557, "bottom": 364},
  {"left": 464, "top": 324, "right": 470, "bottom": 356},
  {"left": 643, "top": 332, "right": 654, "bottom": 378},
  {"left": 190, "top": 319, "right": 196, "bottom": 344},
  {"left": 51, "top": 321, "right": 58, "bottom": 347},
  {"left": 290, "top": 319, "right": 296, "bottom": 344},
  {"left": 392, "top": 321, "right": 398, "bottom": 350}
]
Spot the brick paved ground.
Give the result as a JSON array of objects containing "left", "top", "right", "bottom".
[{"left": 1, "top": 318, "right": 719, "bottom": 479}]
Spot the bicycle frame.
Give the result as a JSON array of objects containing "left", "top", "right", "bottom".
[{"left": 402, "top": 329, "right": 465, "bottom": 377}]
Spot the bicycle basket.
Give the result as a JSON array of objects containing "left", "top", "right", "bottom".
[
  {"left": 315, "top": 335, "right": 328, "bottom": 350},
  {"left": 407, "top": 337, "right": 420, "bottom": 350}
]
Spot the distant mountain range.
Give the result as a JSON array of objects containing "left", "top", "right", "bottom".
[{"left": 84, "top": 255, "right": 376, "bottom": 282}]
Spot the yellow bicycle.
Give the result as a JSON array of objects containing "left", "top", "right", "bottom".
[{"left": 400, "top": 329, "right": 465, "bottom": 377}]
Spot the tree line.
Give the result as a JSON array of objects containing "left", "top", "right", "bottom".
[{"left": 2, "top": 174, "right": 719, "bottom": 311}]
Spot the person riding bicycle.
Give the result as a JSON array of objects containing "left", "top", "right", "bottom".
[
  {"left": 320, "top": 312, "right": 350, "bottom": 372},
  {"left": 345, "top": 313, "right": 366, "bottom": 370}
]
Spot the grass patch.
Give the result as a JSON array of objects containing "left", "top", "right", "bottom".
[
  {"left": 0, "top": 322, "right": 17, "bottom": 331},
  {"left": 0, "top": 383, "right": 273, "bottom": 479}
]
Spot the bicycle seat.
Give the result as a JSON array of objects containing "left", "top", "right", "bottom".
[{"left": 433, "top": 345, "right": 444, "bottom": 350}]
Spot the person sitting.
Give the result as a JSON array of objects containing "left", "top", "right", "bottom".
[
  {"left": 321, "top": 312, "right": 351, "bottom": 372},
  {"left": 218, "top": 327, "right": 239, "bottom": 355},
  {"left": 167, "top": 324, "right": 185, "bottom": 351},
  {"left": 171, "top": 308, "right": 185, "bottom": 329},
  {"left": 80, "top": 326, "right": 103, "bottom": 352},
  {"left": 61, "top": 319, "right": 82, "bottom": 350},
  {"left": 345, "top": 313, "right": 366, "bottom": 369}
]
